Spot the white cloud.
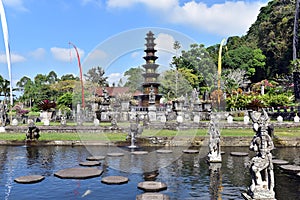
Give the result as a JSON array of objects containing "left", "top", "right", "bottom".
[
  {"left": 107, "top": 72, "right": 123, "bottom": 85},
  {"left": 107, "top": 0, "right": 178, "bottom": 10},
  {"left": 0, "top": 52, "right": 26, "bottom": 63},
  {"left": 51, "top": 47, "right": 85, "bottom": 62},
  {"left": 106, "top": 0, "right": 135, "bottom": 8},
  {"left": 130, "top": 51, "right": 141, "bottom": 59},
  {"left": 105, "top": 0, "right": 268, "bottom": 36},
  {"left": 156, "top": 33, "right": 176, "bottom": 54},
  {"left": 81, "top": 0, "right": 103, "bottom": 7},
  {"left": 29, "top": 48, "right": 46, "bottom": 60},
  {"left": 169, "top": 1, "right": 266, "bottom": 36},
  {"left": 3, "top": 0, "right": 28, "bottom": 12},
  {"left": 86, "top": 49, "right": 108, "bottom": 61}
]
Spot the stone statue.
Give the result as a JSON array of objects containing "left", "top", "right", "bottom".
[
  {"left": 0, "top": 101, "right": 8, "bottom": 126},
  {"left": 192, "top": 88, "right": 200, "bottom": 103},
  {"left": 110, "top": 115, "right": 118, "bottom": 129},
  {"left": 244, "top": 109, "right": 275, "bottom": 199},
  {"left": 149, "top": 85, "right": 155, "bottom": 103},
  {"left": 102, "top": 87, "right": 110, "bottom": 104},
  {"left": 127, "top": 113, "right": 143, "bottom": 146},
  {"left": 26, "top": 119, "right": 40, "bottom": 140},
  {"left": 207, "top": 114, "right": 221, "bottom": 162}
]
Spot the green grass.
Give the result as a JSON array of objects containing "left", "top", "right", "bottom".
[
  {"left": 0, "top": 132, "right": 128, "bottom": 141},
  {"left": 0, "top": 127, "right": 299, "bottom": 141}
]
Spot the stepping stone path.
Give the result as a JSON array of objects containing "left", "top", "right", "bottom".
[
  {"left": 272, "top": 159, "right": 289, "bottom": 165},
  {"left": 136, "top": 192, "right": 170, "bottom": 200},
  {"left": 54, "top": 168, "right": 103, "bottom": 179},
  {"left": 79, "top": 161, "right": 101, "bottom": 167},
  {"left": 107, "top": 152, "right": 125, "bottom": 157},
  {"left": 137, "top": 181, "right": 167, "bottom": 192},
  {"left": 86, "top": 156, "right": 105, "bottom": 161},
  {"left": 182, "top": 149, "right": 199, "bottom": 154},
  {"left": 279, "top": 165, "right": 300, "bottom": 173},
  {"left": 101, "top": 176, "right": 129, "bottom": 185},
  {"left": 132, "top": 151, "right": 148, "bottom": 155},
  {"left": 156, "top": 149, "right": 173, "bottom": 154},
  {"left": 14, "top": 175, "right": 45, "bottom": 184},
  {"left": 230, "top": 152, "right": 249, "bottom": 156}
]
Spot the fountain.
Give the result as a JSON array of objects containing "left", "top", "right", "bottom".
[
  {"left": 207, "top": 113, "right": 222, "bottom": 163},
  {"left": 127, "top": 113, "right": 143, "bottom": 148}
]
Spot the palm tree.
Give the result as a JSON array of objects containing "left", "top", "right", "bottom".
[
  {"left": 0, "top": 75, "right": 4, "bottom": 97},
  {"left": 0, "top": 79, "right": 10, "bottom": 99}
]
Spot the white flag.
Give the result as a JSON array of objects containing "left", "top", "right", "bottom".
[{"left": 0, "top": 0, "right": 13, "bottom": 106}]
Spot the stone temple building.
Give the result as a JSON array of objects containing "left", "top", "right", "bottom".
[{"left": 139, "top": 31, "right": 162, "bottom": 107}]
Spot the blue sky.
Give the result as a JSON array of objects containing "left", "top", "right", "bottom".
[{"left": 0, "top": 0, "right": 270, "bottom": 90}]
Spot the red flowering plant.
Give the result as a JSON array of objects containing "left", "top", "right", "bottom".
[
  {"left": 13, "top": 105, "right": 29, "bottom": 117},
  {"left": 37, "top": 100, "right": 56, "bottom": 111}
]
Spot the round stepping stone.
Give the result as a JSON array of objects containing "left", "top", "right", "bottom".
[
  {"left": 182, "top": 149, "right": 199, "bottom": 154},
  {"left": 101, "top": 176, "right": 129, "bottom": 185},
  {"left": 79, "top": 161, "right": 101, "bottom": 167},
  {"left": 230, "top": 152, "right": 249, "bottom": 156},
  {"left": 220, "top": 151, "right": 225, "bottom": 155},
  {"left": 86, "top": 156, "right": 105, "bottom": 161},
  {"left": 107, "top": 152, "right": 124, "bottom": 157},
  {"left": 54, "top": 168, "right": 103, "bottom": 179},
  {"left": 156, "top": 149, "right": 173, "bottom": 154},
  {"left": 132, "top": 151, "right": 148, "bottom": 155},
  {"left": 14, "top": 175, "right": 45, "bottom": 184},
  {"left": 297, "top": 172, "right": 300, "bottom": 177},
  {"left": 137, "top": 181, "right": 167, "bottom": 192},
  {"left": 136, "top": 192, "right": 170, "bottom": 200},
  {"left": 272, "top": 159, "right": 289, "bottom": 165},
  {"left": 279, "top": 165, "right": 300, "bottom": 172}
]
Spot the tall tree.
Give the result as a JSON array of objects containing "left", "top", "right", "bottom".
[
  {"left": 160, "top": 69, "right": 193, "bottom": 100},
  {"left": 84, "top": 66, "right": 108, "bottom": 86},
  {"left": 222, "top": 46, "right": 266, "bottom": 83},
  {"left": 16, "top": 76, "right": 31, "bottom": 91},
  {"left": 124, "top": 67, "right": 144, "bottom": 92},
  {"left": 0, "top": 76, "right": 10, "bottom": 99},
  {"left": 245, "top": 0, "right": 296, "bottom": 78},
  {"left": 172, "top": 43, "right": 216, "bottom": 92},
  {"left": 47, "top": 71, "right": 58, "bottom": 84},
  {"left": 61, "top": 74, "right": 79, "bottom": 81}
]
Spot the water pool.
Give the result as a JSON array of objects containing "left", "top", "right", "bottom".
[{"left": 0, "top": 145, "right": 299, "bottom": 200}]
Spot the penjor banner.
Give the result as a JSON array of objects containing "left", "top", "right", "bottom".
[{"left": 0, "top": 0, "right": 13, "bottom": 106}]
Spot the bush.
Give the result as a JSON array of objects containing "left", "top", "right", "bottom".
[{"left": 267, "top": 94, "right": 293, "bottom": 107}]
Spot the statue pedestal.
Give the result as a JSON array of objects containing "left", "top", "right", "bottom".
[
  {"left": 207, "top": 152, "right": 222, "bottom": 163},
  {"left": 0, "top": 126, "right": 5, "bottom": 132},
  {"left": 148, "top": 104, "right": 156, "bottom": 121},
  {"left": 242, "top": 191, "right": 276, "bottom": 200}
]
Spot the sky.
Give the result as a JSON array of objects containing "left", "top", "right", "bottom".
[{"left": 0, "top": 0, "right": 270, "bottom": 93}]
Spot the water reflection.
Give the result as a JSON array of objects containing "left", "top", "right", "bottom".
[
  {"left": 209, "top": 163, "right": 222, "bottom": 200},
  {"left": 0, "top": 146, "right": 299, "bottom": 199}
]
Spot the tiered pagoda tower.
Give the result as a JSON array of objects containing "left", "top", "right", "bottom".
[{"left": 140, "top": 31, "right": 162, "bottom": 107}]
